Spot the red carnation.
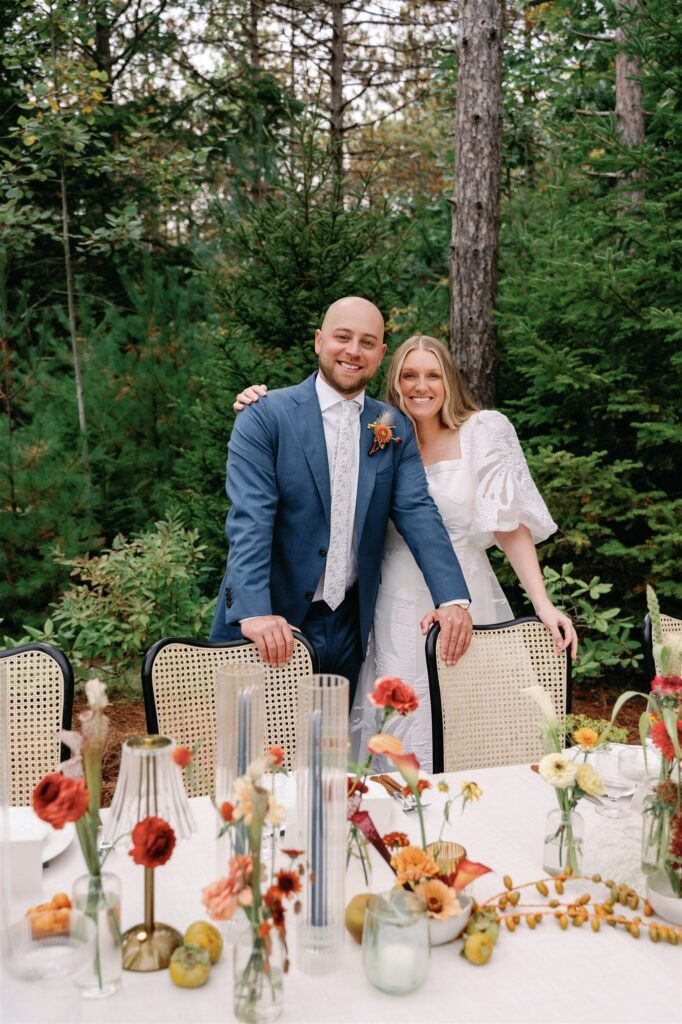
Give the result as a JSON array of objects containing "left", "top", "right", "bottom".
[
  {"left": 651, "top": 675, "right": 682, "bottom": 697},
  {"left": 32, "top": 773, "right": 90, "bottom": 830},
  {"left": 129, "top": 816, "right": 176, "bottom": 868},
  {"left": 369, "top": 676, "right": 419, "bottom": 716}
]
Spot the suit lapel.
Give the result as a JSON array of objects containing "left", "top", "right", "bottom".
[
  {"left": 355, "top": 399, "right": 383, "bottom": 544},
  {"left": 288, "top": 375, "right": 331, "bottom": 525}
]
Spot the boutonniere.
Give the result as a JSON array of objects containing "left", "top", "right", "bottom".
[{"left": 367, "top": 412, "right": 402, "bottom": 456}]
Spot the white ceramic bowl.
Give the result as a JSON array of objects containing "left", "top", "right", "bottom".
[
  {"left": 428, "top": 893, "right": 473, "bottom": 946},
  {"left": 646, "top": 872, "right": 682, "bottom": 926}
]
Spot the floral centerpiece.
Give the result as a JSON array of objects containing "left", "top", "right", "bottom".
[
  {"left": 31, "top": 680, "right": 127, "bottom": 997},
  {"left": 201, "top": 746, "right": 301, "bottom": 1024},
  {"left": 347, "top": 676, "right": 489, "bottom": 940},
  {"left": 523, "top": 685, "right": 605, "bottom": 875},
  {"left": 610, "top": 587, "right": 682, "bottom": 908}
]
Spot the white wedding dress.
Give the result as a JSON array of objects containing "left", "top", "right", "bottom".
[{"left": 349, "top": 410, "right": 558, "bottom": 771}]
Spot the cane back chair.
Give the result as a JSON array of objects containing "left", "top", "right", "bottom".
[
  {"left": 141, "top": 634, "right": 319, "bottom": 795},
  {"left": 643, "top": 610, "right": 682, "bottom": 684},
  {"left": 0, "top": 643, "right": 74, "bottom": 806},
  {"left": 426, "top": 616, "right": 571, "bottom": 774}
]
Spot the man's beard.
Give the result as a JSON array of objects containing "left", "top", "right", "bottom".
[{"left": 318, "top": 354, "right": 374, "bottom": 395}]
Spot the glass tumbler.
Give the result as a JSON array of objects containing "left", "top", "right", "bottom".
[{"left": 362, "top": 890, "right": 429, "bottom": 995}]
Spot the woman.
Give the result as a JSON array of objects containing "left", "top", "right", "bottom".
[{"left": 234, "top": 336, "right": 577, "bottom": 769}]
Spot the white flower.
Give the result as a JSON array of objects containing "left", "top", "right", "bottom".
[
  {"left": 575, "top": 764, "right": 605, "bottom": 797},
  {"left": 265, "top": 795, "right": 285, "bottom": 828},
  {"left": 233, "top": 777, "right": 255, "bottom": 825},
  {"left": 538, "top": 752, "right": 578, "bottom": 789},
  {"left": 85, "top": 678, "right": 108, "bottom": 711},
  {"left": 245, "top": 757, "right": 266, "bottom": 784}
]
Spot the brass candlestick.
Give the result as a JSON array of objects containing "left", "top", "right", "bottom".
[
  {"left": 121, "top": 867, "right": 182, "bottom": 971},
  {"left": 101, "top": 735, "right": 196, "bottom": 972}
]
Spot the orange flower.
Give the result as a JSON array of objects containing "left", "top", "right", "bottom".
[
  {"left": 32, "top": 773, "right": 89, "bottom": 830},
  {"left": 382, "top": 831, "right": 409, "bottom": 849},
  {"left": 202, "top": 855, "right": 253, "bottom": 921},
  {"left": 128, "top": 816, "right": 176, "bottom": 868},
  {"left": 258, "top": 921, "right": 271, "bottom": 939},
  {"left": 280, "top": 848, "right": 304, "bottom": 860},
  {"left": 367, "top": 734, "right": 403, "bottom": 756},
  {"left": 390, "top": 845, "right": 439, "bottom": 885},
  {"left": 369, "top": 676, "right": 419, "bottom": 716},
  {"left": 374, "top": 423, "right": 393, "bottom": 445},
  {"left": 172, "top": 746, "right": 193, "bottom": 768},
  {"left": 274, "top": 869, "right": 301, "bottom": 900},
  {"left": 402, "top": 779, "right": 431, "bottom": 797},
  {"left": 267, "top": 746, "right": 285, "bottom": 767},
  {"left": 220, "top": 801, "right": 235, "bottom": 822},
  {"left": 572, "top": 727, "right": 599, "bottom": 750},
  {"left": 415, "top": 878, "right": 460, "bottom": 920}
]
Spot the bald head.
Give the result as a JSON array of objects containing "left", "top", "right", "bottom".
[
  {"left": 315, "top": 296, "right": 387, "bottom": 397},
  {"left": 320, "top": 296, "right": 385, "bottom": 341}
]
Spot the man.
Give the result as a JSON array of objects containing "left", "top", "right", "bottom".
[{"left": 210, "top": 296, "right": 472, "bottom": 700}]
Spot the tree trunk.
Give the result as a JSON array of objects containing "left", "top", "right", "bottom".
[
  {"left": 60, "top": 159, "right": 92, "bottom": 502},
  {"left": 450, "top": 0, "right": 503, "bottom": 408},
  {"left": 615, "top": 0, "right": 645, "bottom": 208},
  {"left": 330, "top": 0, "right": 345, "bottom": 182},
  {"left": 247, "top": 0, "right": 263, "bottom": 201},
  {"left": 94, "top": 2, "right": 114, "bottom": 102}
]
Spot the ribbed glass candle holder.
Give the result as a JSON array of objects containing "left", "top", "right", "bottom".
[{"left": 296, "top": 674, "right": 348, "bottom": 975}]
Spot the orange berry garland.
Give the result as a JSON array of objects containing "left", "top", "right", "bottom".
[{"left": 459, "top": 871, "right": 682, "bottom": 964}]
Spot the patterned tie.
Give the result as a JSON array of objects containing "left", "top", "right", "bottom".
[{"left": 323, "top": 399, "right": 357, "bottom": 610}]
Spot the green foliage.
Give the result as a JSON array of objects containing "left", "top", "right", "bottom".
[
  {"left": 5, "top": 514, "right": 214, "bottom": 697},
  {"left": 174, "top": 121, "right": 407, "bottom": 571},
  {"left": 541, "top": 564, "right": 641, "bottom": 682}
]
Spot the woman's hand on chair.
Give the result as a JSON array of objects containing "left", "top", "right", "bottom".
[{"left": 534, "top": 601, "right": 578, "bottom": 659}]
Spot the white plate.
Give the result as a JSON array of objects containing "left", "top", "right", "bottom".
[
  {"left": 9, "top": 807, "right": 75, "bottom": 866},
  {"left": 43, "top": 821, "right": 75, "bottom": 865}
]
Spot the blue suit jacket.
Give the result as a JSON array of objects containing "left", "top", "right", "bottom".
[{"left": 210, "top": 372, "right": 470, "bottom": 649}]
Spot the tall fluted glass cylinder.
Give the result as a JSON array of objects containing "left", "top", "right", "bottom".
[
  {"left": 215, "top": 662, "right": 265, "bottom": 857},
  {"left": 296, "top": 674, "right": 348, "bottom": 975}
]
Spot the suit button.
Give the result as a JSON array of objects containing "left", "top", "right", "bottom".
[
  {"left": 318, "top": 548, "right": 327, "bottom": 557},
  {"left": 305, "top": 591, "right": 314, "bottom": 601}
]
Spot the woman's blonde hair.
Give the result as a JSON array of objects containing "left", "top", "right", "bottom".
[{"left": 384, "top": 335, "right": 478, "bottom": 430}]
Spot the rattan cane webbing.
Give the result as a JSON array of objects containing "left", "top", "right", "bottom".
[
  {"left": 149, "top": 640, "right": 313, "bottom": 796},
  {"left": 435, "top": 620, "right": 568, "bottom": 772},
  {"left": 655, "top": 614, "right": 682, "bottom": 674},
  {"left": 6, "top": 649, "right": 65, "bottom": 806}
]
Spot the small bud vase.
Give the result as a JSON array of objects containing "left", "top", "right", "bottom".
[
  {"left": 72, "top": 872, "right": 122, "bottom": 998},
  {"left": 542, "top": 808, "right": 584, "bottom": 877},
  {"left": 233, "top": 927, "right": 285, "bottom": 1024}
]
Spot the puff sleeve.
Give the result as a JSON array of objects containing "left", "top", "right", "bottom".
[{"left": 465, "top": 410, "right": 557, "bottom": 550}]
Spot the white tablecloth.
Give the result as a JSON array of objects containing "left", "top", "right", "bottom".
[{"left": 3, "top": 762, "right": 681, "bottom": 1024}]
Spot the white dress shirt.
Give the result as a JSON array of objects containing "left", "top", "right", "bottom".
[{"left": 313, "top": 373, "right": 364, "bottom": 602}]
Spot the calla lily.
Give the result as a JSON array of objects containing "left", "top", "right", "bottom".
[
  {"left": 523, "top": 685, "right": 561, "bottom": 753},
  {"left": 367, "top": 734, "right": 403, "bottom": 756}
]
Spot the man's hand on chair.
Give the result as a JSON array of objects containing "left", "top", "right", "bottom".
[
  {"left": 240, "top": 616, "right": 296, "bottom": 667},
  {"left": 420, "top": 605, "right": 472, "bottom": 667}
]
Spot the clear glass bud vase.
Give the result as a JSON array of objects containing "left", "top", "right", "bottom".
[
  {"left": 542, "top": 808, "right": 584, "bottom": 877},
  {"left": 72, "top": 872, "right": 123, "bottom": 998},
  {"left": 233, "top": 927, "right": 284, "bottom": 1024}
]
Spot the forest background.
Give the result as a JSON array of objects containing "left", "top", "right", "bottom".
[{"left": 1, "top": 0, "right": 680, "bottom": 700}]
